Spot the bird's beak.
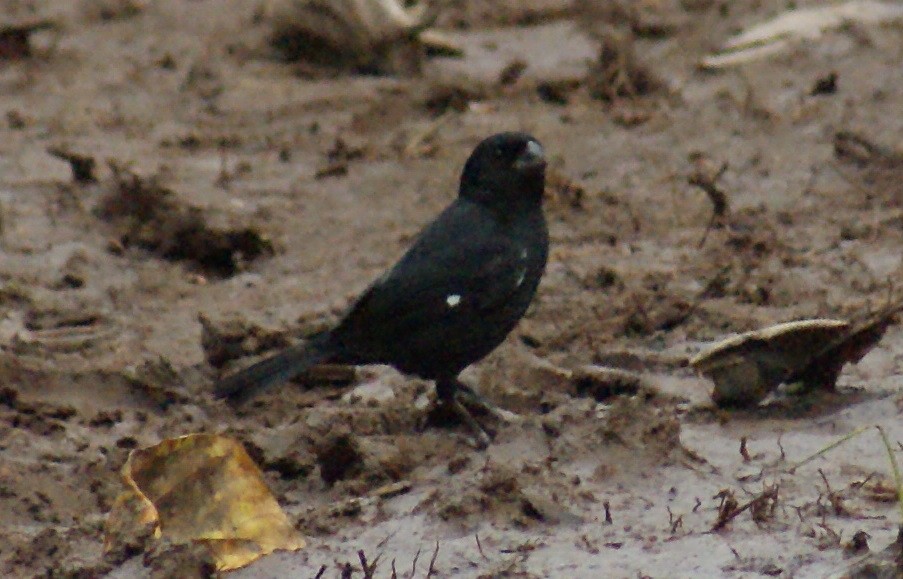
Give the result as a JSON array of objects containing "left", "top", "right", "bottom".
[{"left": 514, "top": 140, "right": 546, "bottom": 171}]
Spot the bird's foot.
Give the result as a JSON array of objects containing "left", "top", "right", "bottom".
[
  {"left": 445, "top": 396, "right": 492, "bottom": 450},
  {"left": 455, "top": 383, "right": 521, "bottom": 425},
  {"left": 428, "top": 380, "right": 521, "bottom": 449}
]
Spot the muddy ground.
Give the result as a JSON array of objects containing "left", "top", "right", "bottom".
[{"left": 1, "top": 0, "right": 903, "bottom": 577}]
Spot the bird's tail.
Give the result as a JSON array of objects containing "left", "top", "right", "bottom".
[{"left": 213, "top": 333, "right": 335, "bottom": 403}]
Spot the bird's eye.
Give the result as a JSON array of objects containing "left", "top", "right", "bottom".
[{"left": 494, "top": 146, "right": 504, "bottom": 158}]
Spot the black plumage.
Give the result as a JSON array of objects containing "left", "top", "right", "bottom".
[{"left": 215, "top": 132, "right": 549, "bottom": 445}]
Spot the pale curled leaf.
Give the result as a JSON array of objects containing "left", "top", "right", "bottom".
[
  {"left": 690, "top": 319, "right": 849, "bottom": 407},
  {"left": 692, "top": 306, "right": 900, "bottom": 407},
  {"left": 700, "top": 1, "right": 903, "bottom": 69},
  {"left": 105, "top": 433, "right": 305, "bottom": 571}
]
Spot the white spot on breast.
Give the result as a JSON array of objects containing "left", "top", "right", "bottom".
[
  {"left": 446, "top": 294, "right": 461, "bottom": 307},
  {"left": 515, "top": 270, "right": 527, "bottom": 287},
  {"left": 520, "top": 248, "right": 528, "bottom": 260}
]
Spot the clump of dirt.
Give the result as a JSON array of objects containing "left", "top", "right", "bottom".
[
  {"left": 268, "top": 0, "right": 429, "bottom": 75},
  {"left": 833, "top": 131, "right": 903, "bottom": 207},
  {"left": 96, "top": 165, "right": 273, "bottom": 277},
  {"left": 121, "top": 358, "right": 190, "bottom": 408},
  {"left": 47, "top": 146, "right": 98, "bottom": 184},
  {"left": 314, "top": 430, "right": 420, "bottom": 492},
  {"left": 585, "top": 30, "right": 662, "bottom": 102},
  {"left": 571, "top": 365, "right": 651, "bottom": 402},
  {"left": 142, "top": 539, "right": 217, "bottom": 579},
  {"left": 433, "top": 461, "right": 582, "bottom": 528},
  {"left": 0, "top": 19, "right": 55, "bottom": 60},
  {"left": 198, "top": 313, "right": 292, "bottom": 369},
  {"left": 315, "top": 431, "right": 366, "bottom": 485}
]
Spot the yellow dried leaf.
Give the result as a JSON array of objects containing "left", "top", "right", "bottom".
[{"left": 105, "top": 433, "right": 305, "bottom": 571}]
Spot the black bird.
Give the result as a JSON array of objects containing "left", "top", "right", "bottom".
[{"left": 215, "top": 132, "right": 549, "bottom": 446}]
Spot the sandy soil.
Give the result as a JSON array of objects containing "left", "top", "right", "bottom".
[{"left": 1, "top": 0, "right": 903, "bottom": 577}]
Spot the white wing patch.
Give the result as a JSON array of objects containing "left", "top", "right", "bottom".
[
  {"left": 446, "top": 294, "right": 462, "bottom": 307},
  {"left": 515, "top": 248, "right": 529, "bottom": 287}
]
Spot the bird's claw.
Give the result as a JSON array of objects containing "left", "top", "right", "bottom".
[
  {"left": 446, "top": 396, "right": 493, "bottom": 449},
  {"left": 455, "top": 384, "right": 522, "bottom": 425}
]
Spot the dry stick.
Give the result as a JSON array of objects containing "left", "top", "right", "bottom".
[
  {"left": 740, "top": 436, "right": 751, "bottom": 462},
  {"left": 359, "top": 550, "right": 380, "bottom": 579},
  {"left": 689, "top": 161, "right": 728, "bottom": 248},
  {"left": 411, "top": 546, "right": 422, "bottom": 577},
  {"left": 475, "top": 533, "right": 488, "bottom": 560},
  {"left": 711, "top": 486, "right": 778, "bottom": 531},
  {"left": 426, "top": 541, "right": 440, "bottom": 577},
  {"left": 314, "top": 565, "right": 327, "bottom": 579}
]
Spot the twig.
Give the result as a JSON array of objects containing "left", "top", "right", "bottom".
[
  {"left": 341, "top": 562, "right": 353, "bottom": 579},
  {"left": 688, "top": 156, "right": 729, "bottom": 248},
  {"left": 426, "top": 541, "right": 440, "bottom": 577},
  {"left": 411, "top": 546, "right": 422, "bottom": 577},
  {"left": 712, "top": 486, "right": 778, "bottom": 531},
  {"left": 314, "top": 565, "right": 327, "bottom": 579},
  {"left": 740, "top": 437, "right": 751, "bottom": 462},
  {"left": 475, "top": 533, "right": 488, "bottom": 560},
  {"left": 667, "top": 506, "right": 683, "bottom": 533},
  {"left": 359, "top": 550, "right": 380, "bottom": 579}
]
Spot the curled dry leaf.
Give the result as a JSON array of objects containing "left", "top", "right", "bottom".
[
  {"left": 692, "top": 307, "right": 901, "bottom": 407},
  {"left": 104, "top": 433, "right": 305, "bottom": 571},
  {"left": 700, "top": 1, "right": 903, "bottom": 69},
  {"left": 690, "top": 319, "right": 848, "bottom": 407},
  {"left": 269, "top": 0, "right": 459, "bottom": 73}
]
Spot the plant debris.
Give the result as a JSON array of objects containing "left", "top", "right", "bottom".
[
  {"left": 586, "top": 30, "right": 661, "bottom": 102},
  {"left": 47, "top": 146, "right": 98, "bottom": 184},
  {"left": 269, "top": 0, "right": 459, "bottom": 75},
  {"left": 693, "top": 302, "right": 903, "bottom": 407},
  {"left": 96, "top": 164, "right": 273, "bottom": 276},
  {"left": 104, "top": 434, "right": 306, "bottom": 571},
  {"left": 700, "top": 1, "right": 903, "bottom": 69},
  {"left": 0, "top": 19, "right": 54, "bottom": 59}
]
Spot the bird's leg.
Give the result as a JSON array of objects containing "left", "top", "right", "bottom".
[
  {"left": 435, "top": 378, "right": 492, "bottom": 449},
  {"left": 452, "top": 380, "right": 519, "bottom": 424}
]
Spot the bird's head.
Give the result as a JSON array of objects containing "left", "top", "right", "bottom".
[{"left": 459, "top": 132, "right": 546, "bottom": 211}]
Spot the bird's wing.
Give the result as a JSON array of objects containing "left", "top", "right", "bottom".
[{"left": 334, "top": 201, "right": 529, "bottom": 339}]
